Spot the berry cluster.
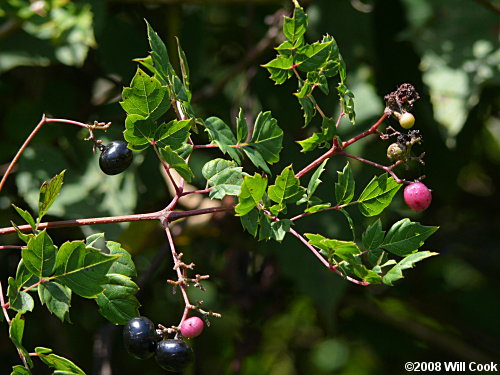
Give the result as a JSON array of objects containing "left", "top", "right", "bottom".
[{"left": 123, "top": 316, "right": 204, "bottom": 372}]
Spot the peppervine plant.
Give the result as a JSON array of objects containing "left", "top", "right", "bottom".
[{"left": 1, "top": 1, "right": 439, "bottom": 373}]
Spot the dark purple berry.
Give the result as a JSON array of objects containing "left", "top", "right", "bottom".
[
  {"left": 123, "top": 316, "right": 157, "bottom": 360},
  {"left": 99, "top": 141, "right": 133, "bottom": 175},
  {"left": 155, "top": 339, "right": 193, "bottom": 372}
]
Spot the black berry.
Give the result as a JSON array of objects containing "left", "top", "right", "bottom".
[
  {"left": 155, "top": 339, "right": 193, "bottom": 372},
  {"left": 99, "top": 141, "right": 133, "bottom": 175},
  {"left": 123, "top": 316, "right": 157, "bottom": 360}
]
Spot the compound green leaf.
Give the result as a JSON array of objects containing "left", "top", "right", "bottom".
[
  {"left": 235, "top": 174, "right": 268, "bottom": 216},
  {"left": 120, "top": 67, "right": 170, "bottom": 120},
  {"left": 96, "top": 274, "right": 140, "bottom": 325},
  {"left": 268, "top": 165, "right": 305, "bottom": 206},
  {"left": 362, "top": 219, "right": 385, "bottom": 250},
  {"left": 38, "top": 170, "right": 65, "bottom": 222},
  {"left": 236, "top": 108, "right": 248, "bottom": 144},
  {"left": 283, "top": 5, "right": 308, "bottom": 43},
  {"left": 159, "top": 145, "right": 194, "bottom": 182},
  {"left": 335, "top": 162, "right": 355, "bottom": 205},
  {"left": 54, "top": 241, "right": 119, "bottom": 299},
  {"left": 382, "top": 251, "right": 438, "bottom": 285},
  {"left": 12, "top": 205, "right": 36, "bottom": 231},
  {"left": 204, "top": 117, "right": 242, "bottom": 164},
  {"left": 156, "top": 119, "right": 192, "bottom": 151},
  {"left": 357, "top": 174, "right": 401, "bottom": 217},
  {"left": 38, "top": 282, "right": 72, "bottom": 322},
  {"left": 35, "top": 347, "right": 86, "bottom": 375},
  {"left": 202, "top": 158, "right": 244, "bottom": 199},
  {"left": 248, "top": 111, "right": 283, "bottom": 165},
  {"left": 381, "top": 219, "right": 439, "bottom": 256},
  {"left": 22, "top": 229, "right": 56, "bottom": 278}
]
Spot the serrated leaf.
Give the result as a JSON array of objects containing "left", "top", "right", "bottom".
[
  {"left": 96, "top": 274, "right": 140, "bottom": 325},
  {"left": 382, "top": 251, "right": 438, "bottom": 285},
  {"left": 262, "top": 55, "right": 294, "bottom": 84},
  {"left": 204, "top": 117, "right": 242, "bottom": 164},
  {"left": 202, "top": 158, "right": 244, "bottom": 199},
  {"left": 305, "top": 233, "right": 361, "bottom": 262},
  {"left": 159, "top": 145, "right": 194, "bottom": 182},
  {"left": 242, "top": 146, "right": 271, "bottom": 175},
  {"left": 357, "top": 174, "right": 401, "bottom": 216},
  {"left": 12, "top": 205, "right": 36, "bottom": 231},
  {"left": 335, "top": 162, "right": 355, "bottom": 205},
  {"left": 146, "top": 21, "right": 176, "bottom": 84},
  {"left": 270, "top": 219, "right": 291, "bottom": 242},
  {"left": 38, "top": 282, "right": 72, "bottom": 322},
  {"left": 381, "top": 219, "right": 439, "bottom": 256},
  {"left": 106, "top": 241, "right": 137, "bottom": 278},
  {"left": 247, "top": 111, "right": 283, "bottom": 165},
  {"left": 35, "top": 347, "right": 86, "bottom": 375},
  {"left": 120, "top": 67, "right": 170, "bottom": 120},
  {"left": 123, "top": 114, "right": 156, "bottom": 148},
  {"left": 240, "top": 208, "right": 259, "bottom": 237},
  {"left": 11, "top": 221, "right": 33, "bottom": 244},
  {"left": 306, "top": 159, "right": 328, "bottom": 201},
  {"left": 268, "top": 165, "right": 305, "bottom": 207},
  {"left": 258, "top": 211, "right": 272, "bottom": 241},
  {"left": 296, "top": 40, "right": 333, "bottom": 72},
  {"left": 7, "top": 277, "right": 34, "bottom": 314},
  {"left": 362, "top": 219, "right": 385, "bottom": 250},
  {"left": 54, "top": 241, "right": 119, "bottom": 299},
  {"left": 337, "top": 81, "right": 355, "bottom": 124},
  {"left": 297, "top": 96, "right": 316, "bottom": 126},
  {"left": 339, "top": 208, "right": 356, "bottom": 241},
  {"left": 297, "top": 116, "right": 337, "bottom": 152},
  {"left": 38, "top": 170, "right": 65, "bottom": 222},
  {"left": 235, "top": 174, "right": 268, "bottom": 216},
  {"left": 176, "top": 36, "right": 191, "bottom": 95},
  {"left": 283, "top": 5, "right": 307, "bottom": 43},
  {"left": 236, "top": 108, "right": 248, "bottom": 143},
  {"left": 22, "top": 229, "right": 56, "bottom": 278},
  {"left": 156, "top": 119, "right": 192, "bottom": 151},
  {"left": 9, "top": 313, "right": 28, "bottom": 361}
]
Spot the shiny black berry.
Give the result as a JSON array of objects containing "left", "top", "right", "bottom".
[
  {"left": 123, "top": 317, "right": 157, "bottom": 360},
  {"left": 99, "top": 141, "right": 133, "bottom": 175},
  {"left": 155, "top": 339, "right": 193, "bottom": 372}
]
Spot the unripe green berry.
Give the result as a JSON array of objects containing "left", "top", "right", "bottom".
[
  {"left": 399, "top": 112, "right": 415, "bottom": 129},
  {"left": 387, "top": 143, "right": 406, "bottom": 161}
]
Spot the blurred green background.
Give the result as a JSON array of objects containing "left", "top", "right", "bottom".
[{"left": 0, "top": 0, "right": 498, "bottom": 374}]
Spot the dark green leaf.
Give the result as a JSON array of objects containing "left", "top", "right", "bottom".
[
  {"left": 248, "top": 111, "right": 283, "bottom": 165},
  {"left": 35, "top": 347, "right": 86, "bottom": 375},
  {"left": 381, "top": 219, "right": 439, "bottom": 256},
  {"left": 120, "top": 67, "right": 170, "bottom": 120},
  {"left": 262, "top": 55, "right": 294, "bottom": 85},
  {"left": 240, "top": 208, "right": 259, "bottom": 237},
  {"left": 236, "top": 108, "right": 248, "bottom": 144},
  {"left": 283, "top": 5, "right": 308, "bottom": 43},
  {"left": 296, "top": 39, "right": 333, "bottom": 72},
  {"left": 106, "top": 241, "right": 137, "bottom": 278},
  {"left": 235, "top": 174, "right": 268, "bottom": 216},
  {"left": 335, "top": 162, "right": 355, "bottom": 205},
  {"left": 306, "top": 159, "right": 328, "bottom": 201},
  {"left": 22, "top": 229, "right": 56, "bottom": 277},
  {"left": 204, "top": 117, "right": 242, "bottom": 164},
  {"left": 176, "top": 36, "right": 191, "bottom": 96},
  {"left": 297, "top": 116, "right": 337, "bottom": 152},
  {"left": 337, "top": 81, "right": 355, "bottom": 124},
  {"left": 258, "top": 211, "right": 272, "bottom": 241},
  {"left": 156, "top": 119, "right": 192, "bottom": 151},
  {"left": 382, "top": 251, "right": 438, "bottom": 285},
  {"left": 11, "top": 221, "right": 33, "bottom": 244},
  {"left": 305, "top": 233, "right": 361, "bottom": 262},
  {"left": 159, "top": 145, "right": 194, "bottom": 182},
  {"left": 202, "top": 158, "right": 244, "bottom": 199},
  {"left": 9, "top": 312, "right": 25, "bottom": 350},
  {"left": 38, "top": 170, "right": 65, "bottom": 222},
  {"left": 7, "top": 277, "right": 34, "bottom": 314},
  {"left": 146, "top": 21, "right": 176, "bottom": 84},
  {"left": 123, "top": 114, "right": 156, "bottom": 148},
  {"left": 12, "top": 205, "right": 36, "bottom": 231},
  {"left": 297, "top": 96, "right": 316, "bottom": 126},
  {"left": 270, "top": 219, "right": 291, "bottom": 242},
  {"left": 38, "top": 282, "right": 72, "bottom": 322},
  {"left": 362, "top": 219, "right": 385, "bottom": 250},
  {"left": 96, "top": 274, "right": 140, "bottom": 325},
  {"left": 54, "top": 241, "right": 119, "bottom": 299},
  {"left": 267, "top": 165, "right": 305, "bottom": 207},
  {"left": 242, "top": 146, "right": 271, "bottom": 175},
  {"left": 357, "top": 174, "right": 401, "bottom": 216}
]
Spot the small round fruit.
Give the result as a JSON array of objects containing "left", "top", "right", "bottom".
[
  {"left": 155, "top": 339, "right": 193, "bottom": 372},
  {"left": 399, "top": 112, "right": 415, "bottom": 129},
  {"left": 123, "top": 316, "right": 157, "bottom": 360},
  {"left": 180, "top": 316, "right": 204, "bottom": 338},
  {"left": 387, "top": 143, "right": 406, "bottom": 161},
  {"left": 99, "top": 141, "right": 133, "bottom": 175},
  {"left": 404, "top": 182, "right": 432, "bottom": 212}
]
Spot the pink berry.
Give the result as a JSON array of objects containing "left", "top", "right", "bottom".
[
  {"left": 404, "top": 182, "right": 432, "bottom": 212},
  {"left": 180, "top": 316, "right": 204, "bottom": 338}
]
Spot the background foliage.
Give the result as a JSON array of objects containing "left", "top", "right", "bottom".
[{"left": 1, "top": 0, "right": 498, "bottom": 374}]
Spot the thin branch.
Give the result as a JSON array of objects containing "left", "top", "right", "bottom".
[{"left": 338, "top": 151, "right": 405, "bottom": 184}]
